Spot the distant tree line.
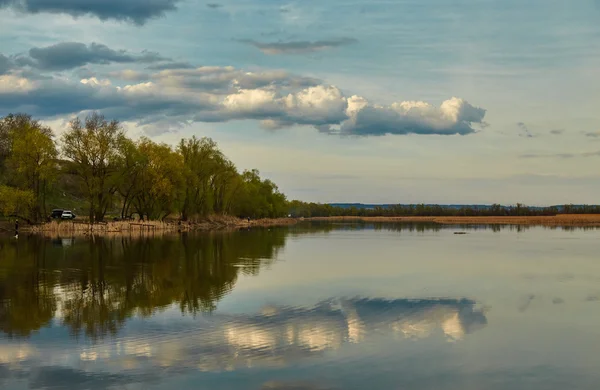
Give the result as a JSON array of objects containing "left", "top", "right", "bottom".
[
  {"left": 287, "top": 201, "right": 600, "bottom": 218},
  {"left": 0, "top": 113, "right": 287, "bottom": 223}
]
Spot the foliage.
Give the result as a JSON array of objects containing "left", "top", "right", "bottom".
[
  {"left": 0, "top": 231, "right": 289, "bottom": 339},
  {"left": 234, "top": 169, "right": 287, "bottom": 219},
  {"left": 1, "top": 112, "right": 291, "bottom": 222},
  {"left": 0, "top": 114, "right": 57, "bottom": 222},
  {"left": 62, "top": 113, "right": 126, "bottom": 222},
  {"left": 0, "top": 185, "right": 35, "bottom": 220},
  {"left": 287, "top": 201, "right": 600, "bottom": 218},
  {"left": 129, "top": 138, "right": 185, "bottom": 220}
]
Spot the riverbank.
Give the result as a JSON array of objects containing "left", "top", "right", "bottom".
[
  {"left": 306, "top": 214, "right": 600, "bottom": 226},
  {"left": 21, "top": 216, "right": 298, "bottom": 236}
]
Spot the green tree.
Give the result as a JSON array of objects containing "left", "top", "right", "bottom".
[
  {"left": 178, "top": 136, "right": 228, "bottom": 219},
  {"left": 0, "top": 114, "right": 57, "bottom": 222},
  {"left": 62, "top": 113, "right": 126, "bottom": 222},
  {"left": 7, "top": 121, "right": 58, "bottom": 220},
  {"left": 130, "top": 138, "right": 184, "bottom": 220},
  {"left": 0, "top": 185, "right": 35, "bottom": 222}
]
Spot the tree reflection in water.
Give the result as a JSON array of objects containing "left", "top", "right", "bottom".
[
  {"left": 0, "top": 223, "right": 491, "bottom": 342},
  {"left": 0, "top": 228, "right": 292, "bottom": 340}
]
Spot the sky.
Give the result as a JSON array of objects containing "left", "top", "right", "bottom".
[{"left": 1, "top": 0, "right": 599, "bottom": 205}]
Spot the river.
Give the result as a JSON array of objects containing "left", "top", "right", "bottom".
[{"left": 1, "top": 223, "right": 599, "bottom": 389}]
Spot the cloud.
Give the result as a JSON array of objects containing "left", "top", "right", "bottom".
[
  {"left": 519, "top": 150, "right": 600, "bottom": 159},
  {"left": 206, "top": 3, "right": 221, "bottom": 8},
  {"left": 25, "top": 42, "right": 168, "bottom": 71},
  {"left": 146, "top": 62, "right": 195, "bottom": 71},
  {"left": 0, "top": 54, "right": 13, "bottom": 75},
  {"left": 517, "top": 122, "right": 534, "bottom": 138},
  {"left": 0, "top": 66, "right": 487, "bottom": 137},
  {"left": 585, "top": 131, "right": 600, "bottom": 138},
  {"left": 238, "top": 38, "right": 358, "bottom": 55},
  {"left": 0, "top": 0, "right": 181, "bottom": 25},
  {"left": 549, "top": 129, "right": 564, "bottom": 135},
  {"left": 108, "top": 69, "right": 150, "bottom": 81},
  {"left": 337, "top": 97, "right": 486, "bottom": 136}
]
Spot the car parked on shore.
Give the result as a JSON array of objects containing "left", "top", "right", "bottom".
[
  {"left": 61, "top": 210, "right": 76, "bottom": 220},
  {"left": 50, "top": 209, "right": 64, "bottom": 219}
]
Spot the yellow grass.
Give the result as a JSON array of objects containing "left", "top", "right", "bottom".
[
  {"left": 307, "top": 215, "right": 600, "bottom": 226},
  {"left": 26, "top": 216, "right": 298, "bottom": 237}
]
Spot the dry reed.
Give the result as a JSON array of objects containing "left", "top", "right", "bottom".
[{"left": 307, "top": 214, "right": 600, "bottom": 226}]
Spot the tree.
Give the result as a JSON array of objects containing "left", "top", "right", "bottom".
[
  {"left": 130, "top": 138, "right": 184, "bottom": 220},
  {"left": 62, "top": 113, "right": 126, "bottom": 222},
  {"left": 233, "top": 169, "right": 288, "bottom": 219},
  {"left": 0, "top": 114, "right": 57, "bottom": 222},
  {"left": 0, "top": 185, "right": 35, "bottom": 223},
  {"left": 7, "top": 121, "right": 58, "bottom": 220},
  {"left": 116, "top": 137, "right": 144, "bottom": 219},
  {"left": 179, "top": 136, "right": 226, "bottom": 219}
]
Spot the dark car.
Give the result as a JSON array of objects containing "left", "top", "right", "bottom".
[{"left": 50, "top": 209, "right": 64, "bottom": 219}]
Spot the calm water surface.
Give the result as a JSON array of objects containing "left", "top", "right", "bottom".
[{"left": 1, "top": 223, "right": 599, "bottom": 389}]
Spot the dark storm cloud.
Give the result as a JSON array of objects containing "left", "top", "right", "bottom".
[
  {"left": 238, "top": 38, "right": 358, "bottom": 54},
  {"left": 27, "top": 42, "right": 168, "bottom": 71},
  {"left": 0, "top": 0, "right": 182, "bottom": 25}
]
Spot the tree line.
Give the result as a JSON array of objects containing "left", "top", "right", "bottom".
[
  {"left": 287, "top": 201, "right": 600, "bottom": 218},
  {"left": 0, "top": 113, "right": 288, "bottom": 223}
]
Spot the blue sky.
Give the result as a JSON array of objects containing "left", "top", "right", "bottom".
[{"left": 1, "top": 0, "right": 600, "bottom": 205}]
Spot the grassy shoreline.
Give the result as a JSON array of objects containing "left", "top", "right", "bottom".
[
  {"left": 1, "top": 216, "right": 298, "bottom": 237},
  {"left": 306, "top": 214, "right": 600, "bottom": 226},
  {"left": 4, "top": 214, "right": 600, "bottom": 237}
]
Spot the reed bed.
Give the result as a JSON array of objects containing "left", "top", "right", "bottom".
[
  {"left": 307, "top": 214, "right": 600, "bottom": 226},
  {"left": 26, "top": 216, "right": 298, "bottom": 237}
]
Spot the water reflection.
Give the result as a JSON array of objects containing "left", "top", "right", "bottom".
[
  {"left": 5, "top": 222, "right": 598, "bottom": 389},
  {"left": 0, "top": 297, "right": 486, "bottom": 387},
  {"left": 1, "top": 220, "right": 594, "bottom": 341},
  {"left": 0, "top": 229, "right": 290, "bottom": 339}
]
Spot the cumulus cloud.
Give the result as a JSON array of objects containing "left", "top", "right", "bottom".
[
  {"left": 0, "top": 65, "right": 487, "bottom": 137},
  {"left": 108, "top": 69, "right": 150, "bottom": 82},
  {"left": 26, "top": 42, "right": 168, "bottom": 71},
  {"left": 238, "top": 38, "right": 358, "bottom": 55},
  {"left": 0, "top": 0, "right": 181, "bottom": 25},
  {"left": 338, "top": 97, "right": 486, "bottom": 136}
]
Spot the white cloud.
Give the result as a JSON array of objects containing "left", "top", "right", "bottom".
[
  {"left": 80, "top": 77, "right": 111, "bottom": 86},
  {"left": 0, "top": 66, "right": 487, "bottom": 137},
  {"left": 0, "top": 74, "right": 36, "bottom": 92}
]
